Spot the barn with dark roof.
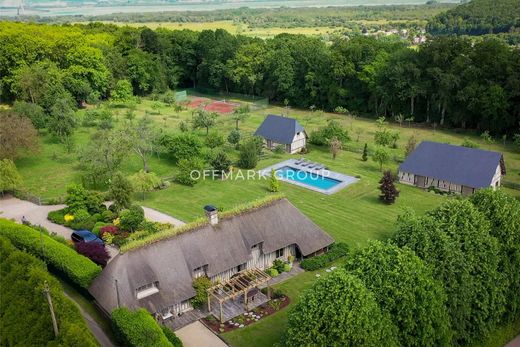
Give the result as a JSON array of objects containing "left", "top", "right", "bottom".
[
  {"left": 254, "top": 114, "right": 307, "bottom": 153},
  {"left": 89, "top": 198, "right": 333, "bottom": 324},
  {"left": 398, "top": 141, "right": 505, "bottom": 195}
]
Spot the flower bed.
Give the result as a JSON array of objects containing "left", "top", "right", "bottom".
[{"left": 202, "top": 295, "right": 290, "bottom": 334}]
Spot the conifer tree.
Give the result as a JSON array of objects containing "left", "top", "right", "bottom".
[{"left": 362, "top": 143, "right": 368, "bottom": 161}]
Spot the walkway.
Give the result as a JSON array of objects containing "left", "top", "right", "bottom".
[
  {"left": 142, "top": 206, "right": 185, "bottom": 226},
  {"left": 63, "top": 292, "right": 117, "bottom": 347},
  {"left": 175, "top": 321, "right": 228, "bottom": 347},
  {"left": 0, "top": 196, "right": 70, "bottom": 238},
  {"left": 507, "top": 335, "right": 520, "bottom": 347}
]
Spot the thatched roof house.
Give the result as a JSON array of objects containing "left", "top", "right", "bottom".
[
  {"left": 89, "top": 198, "right": 333, "bottom": 317},
  {"left": 399, "top": 141, "right": 505, "bottom": 195}
]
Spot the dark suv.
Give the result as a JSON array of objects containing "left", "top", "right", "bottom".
[{"left": 71, "top": 230, "right": 104, "bottom": 245}]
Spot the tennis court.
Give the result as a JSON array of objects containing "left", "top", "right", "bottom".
[{"left": 186, "top": 97, "right": 240, "bottom": 114}]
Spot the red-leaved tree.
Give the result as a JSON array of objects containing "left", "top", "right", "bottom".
[{"left": 75, "top": 241, "right": 110, "bottom": 266}]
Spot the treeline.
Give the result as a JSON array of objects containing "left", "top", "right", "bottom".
[
  {"left": 15, "top": 4, "right": 455, "bottom": 28},
  {"left": 427, "top": 0, "right": 520, "bottom": 35},
  {"left": 285, "top": 189, "right": 520, "bottom": 346},
  {"left": 1, "top": 22, "right": 519, "bottom": 135}
]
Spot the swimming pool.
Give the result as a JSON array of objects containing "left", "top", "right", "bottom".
[
  {"left": 276, "top": 166, "right": 341, "bottom": 190},
  {"left": 260, "top": 159, "right": 358, "bottom": 195}
]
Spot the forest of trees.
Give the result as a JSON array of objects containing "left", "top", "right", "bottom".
[
  {"left": 1, "top": 21, "right": 519, "bottom": 135},
  {"left": 18, "top": 4, "right": 455, "bottom": 28},
  {"left": 427, "top": 0, "right": 520, "bottom": 35}
]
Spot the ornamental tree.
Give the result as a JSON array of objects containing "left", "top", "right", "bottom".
[
  {"left": 109, "top": 172, "right": 134, "bottom": 211},
  {"left": 379, "top": 170, "right": 399, "bottom": 204},
  {"left": 345, "top": 241, "right": 452, "bottom": 347},
  {"left": 329, "top": 136, "right": 342, "bottom": 159},
  {"left": 75, "top": 241, "right": 110, "bottom": 266},
  {"left": 210, "top": 151, "right": 232, "bottom": 174},
  {"left": 361, "top": 143, "right": 368, "bottom": 161},
  {"left": 268, "top": 169, "right": 280, "bottom": 192},
  {"left": 285, "top": 269, "right": 398, "bottom": 347},
  {"left": 192, "top": 109, "right": 217, "bottom": 135},
  {"left": 0, "top": 159, "right": 22, "bottom": 193},
  {"left": 238, "top": 139, "right": 259, "bottom": 169},
  {"left": 372, "top": 147, "right": 389, "bottom": 171},
  {"left": 129, "top": 170, "right": 161, "bottom": 200},
  {"left": 393, "top": 200, "right": 505, "bottom": 345}
]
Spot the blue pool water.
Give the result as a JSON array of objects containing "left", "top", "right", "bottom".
[{"left": 276, "top": 166, "right": 341, "bottom": 190}]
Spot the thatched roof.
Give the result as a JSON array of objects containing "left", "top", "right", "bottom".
[{"left": 89, "top": 198, "right": 333, "bottom": 314}]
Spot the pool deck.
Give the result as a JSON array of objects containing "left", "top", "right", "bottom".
[{"left": 259, "top": 159, "right": 358, "bottom": 195}]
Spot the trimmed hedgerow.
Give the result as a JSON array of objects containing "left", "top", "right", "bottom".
[
  {"left": 161, "top": 326, "right": 183, "bottom": 347},
  {"left": 300, "top": 242, "right": 349, "bottom": 271},
  {"left": 0, "top": 218, "right": 101, "bottom": 288},
  {"left": 121, "top": 194, "right": 285, "bottom": 253},
  {"left": 0, "top": 237, "right": 99, "bottom": 347},
  {"left": 111, "top": 308, "right": 173, "bottom": 347}
]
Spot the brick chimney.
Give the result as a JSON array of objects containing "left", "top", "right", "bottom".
[{"left": 204, "top": 205, "right": 218, "bottom": 226}]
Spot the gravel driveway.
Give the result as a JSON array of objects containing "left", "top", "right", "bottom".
[{"left": 176, "top": 321, "right": 228, "bottom": 347}]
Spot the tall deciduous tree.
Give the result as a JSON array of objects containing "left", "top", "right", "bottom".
[
  {"left": 0, "top": 112, "right": 39, "bottom": 159},
  {"left": 329, "top": 136, "right": 342, "bottom": 159},
  {"left": 345, "top": 241, "right": 452, "bottom": 347},
  {"left": 124, "top": 116, "right": 157, "bottom": 172},
  {"left": 285, "top": 269, "right": 398, "bottom": 347},
  {"left": 470, "top": 189, "right": 520, "bottom": 320},
  {"left": 394, "top": 200, "right": 506, "bottom": 345}
]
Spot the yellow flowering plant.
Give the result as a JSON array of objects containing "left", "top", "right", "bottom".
[
  {"left": 113, "top": 217, "right": 120, "bottom": 226},
  {"left": 64, "top": 214, "right": 74, "bottom": 222}
]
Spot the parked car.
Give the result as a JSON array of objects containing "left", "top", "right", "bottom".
[{"left": 71, "top": 230, "right": 104, "bottom": 245}]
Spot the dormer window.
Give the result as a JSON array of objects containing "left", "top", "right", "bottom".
[
  {"left": 275, "top": 248, "right": 285, "bottom": 258},
  {"left": 136, "top": 281, "right": 159, "bottom": 299},
  {"left": 193, "top": 265, "right": 207, "bottom": 278}
]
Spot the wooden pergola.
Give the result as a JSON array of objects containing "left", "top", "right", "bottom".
[{"left": 207, "top": 268, "right": 272, "bottom": 323}]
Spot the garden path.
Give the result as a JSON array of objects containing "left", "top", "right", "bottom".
[
  {"left": 507, "top": 335, "right": 520, "bottom": 347},
  {"left": 142, "top": 206, "right": 185, "bottom": 226}
]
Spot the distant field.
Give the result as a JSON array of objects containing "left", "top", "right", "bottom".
[{"left": 97, "top": 20, "right": 341, "bottom": 38}]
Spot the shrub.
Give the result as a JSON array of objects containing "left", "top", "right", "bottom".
[
  {"left": 75, "top": 241, "right": 110, "bottom": 266},
  {"left": 462, "top": 137, "right": 479, "bottom": 148},
  {"left": 72, "top": 209, "right": 90, "bottom": 223},
  {"left": 210, "top": 151, "right": 232, "bottom": 174},
  {"left": 65, "top": 184, "right": 104, "bottom": 214},
  {"left": 238, "top": 139, "right": 259, "bottom": 169},
  {"left": 176, "top": 157, "right": 204, "bottom": 186},
  {"left": 102, "top": 209, "right": 116, "bottom": 222},
  {"left": 191, "top": 276, "right": 212, "bottom": 309},
  {"left": 227, "top": 129, "right": 241, "bottom": 147},
  {"left": 0, "top": 237, "right": 98, "bottom": 347},
  {"left": 266, "top": 268, "right": 279, "bottom": 277},
  {"left": 111, "top": 308, "right": 173, "bottom": 347},
  {"left": 120, "top": 205, "right": 145, "bottom": 232},
  {"left": 283, "top": 263, "right": 292, "bottom": 272},
  {"left": 102, "top": 232, "right": 114, "bottom": 245},
  {"left": 205, "top": 130, "right": 225, "bottom": 148},
  {"left": 300, "top": 242, "right": 349, "bottom": 271},
  {"left": 273, "top": 259, "right": 286, "bottom": 273},
  {"left": 159, "top": 132, "right": 202, "bottom": 163},
  {"left": 309, "top": 120, "right": 350, "bottom": 146},
  {"left": 161, "top": 326, "right": 183, "bottom": 347},
  {"left": 92, "top": 221, "right": 109, "bottom": 236},
  {"left": 0, "top": 218, "right": 101, "bottom": 288},
  {"left": 48, "top": 208, "right": 67, "bottom": 224}
]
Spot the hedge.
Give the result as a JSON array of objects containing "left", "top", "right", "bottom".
[
  {"left": 0, "top": 237, "right": 99, "bottom": 347},
  {"left": 0, "top": 218, "right": 101, "bottom": 288},
  {"left": 161, "top": 326, "right": 183, "bottom": 347},
  {"left": 111, "top": 308, "right": 173, "bottom": 347},
  {"left": 300, "top": 242, "right": 349, "bottom": 271}
]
